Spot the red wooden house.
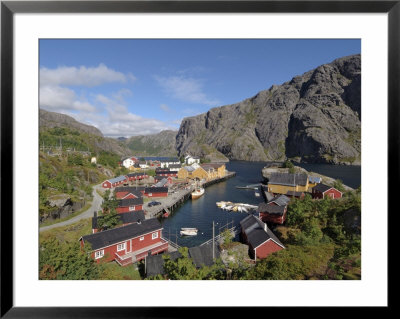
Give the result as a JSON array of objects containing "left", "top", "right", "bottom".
[
  {"left": 240, "top": 214, "right": 285, "bottom": 261},
  {"left": 312, "top": 183, "right": 342, "bottom": 199},
  {"left": 155, "top": 169, "right": 177, "bottom": 178},
  {"left": 257, "top": 202, "right": 287, "bottom": 225},
  {"left": 126, "top": 172, "right": 149, "bottom": 182},
  {"left": 144, "top": 187, "right": 168, "bottom": 198},
  {"left": 80, "top": 218, "right": 168, "bottom": 266},
  {"left": 91, "top": 210, "right": 145, "bottom": 233},
  {"left": 102, "top": 175, "right": 128, "bottom": 189},
  {"left": 114, "top": 186, "right": 143, "bottom": 199},
  {"left": 116, "top": 198, "right": 144, "bottom": 213}
]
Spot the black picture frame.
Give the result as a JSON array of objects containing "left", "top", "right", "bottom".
[{"left": 1, "top": 0, "right": 394, "bottom": 317}]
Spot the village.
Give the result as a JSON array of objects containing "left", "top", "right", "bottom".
[{"left": 79, "top": 154, "right": 344, "bottom": 278}]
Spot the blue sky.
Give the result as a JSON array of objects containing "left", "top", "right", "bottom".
[{"left": 39, "top": 39, "right": 360, "bottom": 137}]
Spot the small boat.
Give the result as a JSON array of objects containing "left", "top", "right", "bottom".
[
  {"left": 191, "top": 187, "right": 205, "bottom": 199},
  {"left": 180, "top": 227, "right": 198, "bottom": 236},
  {"left": 255, "top": 191, "right": 260, "bottom": 197}
]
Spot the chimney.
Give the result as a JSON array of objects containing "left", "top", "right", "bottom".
[{"left": 94, "top": 211, "right": 97, "bottom": 218}]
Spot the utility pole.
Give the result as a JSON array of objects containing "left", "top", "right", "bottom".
[{"left": 212, "top": 221, "right": 215, "bottom": 260}]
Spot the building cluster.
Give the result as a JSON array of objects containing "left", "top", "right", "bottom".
[
  {"left": 239, "top": 172, "right": 344, "bottom": 261},
  {"left": 82, "top": 163, "right": 344, "bottom": 272}
]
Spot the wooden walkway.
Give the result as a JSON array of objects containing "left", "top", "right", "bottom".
[{"left": 200, "top": 226, "right": 239, "bottom": 246}]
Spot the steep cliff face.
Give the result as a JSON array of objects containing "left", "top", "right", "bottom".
[{"left": 176, "top": 54, "right": 361, "bottom": 164}]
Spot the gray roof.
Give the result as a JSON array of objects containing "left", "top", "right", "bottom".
[
  {"left": 118, "top": 197, "right": 143, "bottom": 207},
  {"left": 286, "top": 190, "right": 304, "bottom": 197},
  {"left": 257, "top": 203, "right": 285, "bottom": 215},
  {"left": 114, "top": 187, "right": 143, "bottom": 198},
  {"left": 146, "top": 251, "right": 181, "bottom": 277},
  {"left": 309, "top": 176, "right": 322, "bottom": 183},
  {"left": 145, "top": 187, "right": 168, "bottom": 193},
  {"left": 126, "top": 172, "right": 147, "bottom": 178},
  {"left": 107, "top": 175, "right": 127, "bottom": 184},
  {"left": 312, "top": 183, "right": 334, "bottom": 193},
  {"left": 240, "top": 215, "right": 284, "bottom": 249},
  {"left": 183, "top": 166, "right": 196, "bottom": 172},
  {"left": 188, "top": 243, "right": 220, "bottom": 268},
  {"left": 82, "top": 218, "right": 161, "bottom": 250},
  {"left": 92, "top": 211, "right": 145, "bottom": 229},
  {"left": 154, "top": 178, "right": 167, "bottom": 187},
  {"left": 268, "top": 172, "right": 308, "bottom": 187},
  {"left": 269, "top": 194, "right": 290, "bottom": 206}
]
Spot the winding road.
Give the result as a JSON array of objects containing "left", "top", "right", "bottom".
[{"left": 39, "top": 184, "right": 104, "bottom": 232}]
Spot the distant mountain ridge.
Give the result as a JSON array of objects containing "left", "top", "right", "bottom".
[
  {"left": 175, "top": 54, "right": 361, "bottom": 165},
  {"left": 39, "top": 109, "right": 132, "bottom": 156},
  {"left": 124, "top": 130, "right": 178, "bottom": 157}
]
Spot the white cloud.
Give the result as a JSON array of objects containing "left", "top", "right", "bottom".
[
  {"left": 92, "top": 93, "right": 175, "bottom": 137},
  {"left": 40, "top": 85, "right": 96, "bottom": 112},
  {"left": 40, "top": 63, "right": 133, "bottom": 87},
  {"left": 154, "top": 75, "right": 220, "bottom": 106}
]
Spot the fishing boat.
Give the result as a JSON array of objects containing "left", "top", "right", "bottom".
[
  {"left": 180, "top": 227, "right": 198, "bottom": 236},
  {"left": 191, "top": 187, "right": 205, "bottom": 199}
]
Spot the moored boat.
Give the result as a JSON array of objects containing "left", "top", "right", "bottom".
[
  {"left": 191, "top": 187, "right": 205, "bottom": 199},
  {"left": 180, "top": 227, "right": 198, "bottom": 236}
]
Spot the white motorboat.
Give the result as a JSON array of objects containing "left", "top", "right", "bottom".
[{"left": 180, "top": 227, "right": 198, "bottom": 236}]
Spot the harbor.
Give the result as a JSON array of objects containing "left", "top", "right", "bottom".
[{"left": 145, "top": 171, "right": 237, "bottom": 220}]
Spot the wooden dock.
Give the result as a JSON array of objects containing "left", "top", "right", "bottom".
[{"left": 145, "top": 171, "right": 236, "bottom": 219}]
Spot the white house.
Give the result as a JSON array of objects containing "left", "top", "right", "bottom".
[
  {"left": 91, "top": 157, "right": 97, "bottom": 164},
  {"left": 122, "top": 157, "right": 138, "bottom": 169},
  {"left": 160, "top": 158, "right": 181, "bottom": 168},
  {"left": 185, "top": 155, "right": 200, "bottom": 165}
]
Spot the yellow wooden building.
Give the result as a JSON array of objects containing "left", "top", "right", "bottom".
[
  {"left": 177, "top": 163, "right": 226, "bottom": 181},
  {"left": 267, "top": 172, "right": 310, "bottom": 195},
  {"left": 200, "top": 163, "right": 226, "bottom": 179}
]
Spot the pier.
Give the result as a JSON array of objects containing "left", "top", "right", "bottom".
[{"left": 144, "top": 171, "right": 236, "bottom": 219}]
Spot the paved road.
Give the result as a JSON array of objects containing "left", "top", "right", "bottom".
[{"left": 39, "top": 184, "right": 104, "bottom": 232}]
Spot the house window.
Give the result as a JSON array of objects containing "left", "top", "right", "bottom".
[
  {"left": 95, "top": 250, "right": 104, "bottom": 259},
  {"left": 117, "top": 243, "right": 126, "bottom": 252},
  {"left": 140, "top": 236, "right": 144, "bottom": 241},
  {"left": 152, "top": 232, "right": 158, "bottom": 240},
  {"left": 129, "top": 206, "right": 135, "bottom": 211}
]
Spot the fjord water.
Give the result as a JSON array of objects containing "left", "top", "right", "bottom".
[{"left": 161, "top": 161, "right": 361, "bottom": 247}]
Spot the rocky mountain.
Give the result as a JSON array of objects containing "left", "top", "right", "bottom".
[
  {"left": 39, "top": 109, "right": 132, "bottom": 157},
  {"left": 176, "top": 54, "right": 361, "bottom": 165},
  {"left": 124, "top": 130, "right": 178, "bottom": 157}
]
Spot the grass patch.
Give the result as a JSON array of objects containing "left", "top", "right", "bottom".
[
  {"left": 40, "top": 218, "right": 92, "bottom": 244},
  {"left": 99, "top": 262, "right": 142, "bottom": 280}
]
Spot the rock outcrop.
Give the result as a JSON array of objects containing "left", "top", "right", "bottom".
[{"left": 176, "top": 54, "right": 361, "bottom": 165}]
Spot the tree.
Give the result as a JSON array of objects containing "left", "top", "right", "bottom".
[
  {"left": 97, "top": 208, "right": 121, "bottom": 231},
  {"left": 160, "top": 247, "right": 224, "bottom": 280},
  {"left": 39, "top": 238, "right": 100, "bottom": 280},
  {"left": 99, "top": 193, "right": 121, "bottom": 230},
  {"left": 333, "top": 179, "right": 346, "bottom": 192}
]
